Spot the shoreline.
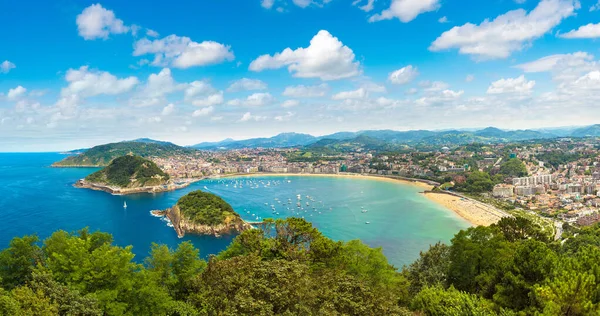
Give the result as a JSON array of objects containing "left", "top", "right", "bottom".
[
  {"left": 422, "top": 191, "right": 511, "bottom": 227},
  {"left": 74, "top": 178, "right": 202, "bottom": 195},
  {"left": 212, "top": 172, "right": 436, "bottom": 190}
]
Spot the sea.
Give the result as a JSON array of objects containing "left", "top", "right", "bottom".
[{"left": 0, "top": 153, "right": 470, "bottom": 267}]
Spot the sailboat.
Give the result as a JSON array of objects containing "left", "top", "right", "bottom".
[{"left": 123, "top": 201, "right": 127, "bottom": 208}]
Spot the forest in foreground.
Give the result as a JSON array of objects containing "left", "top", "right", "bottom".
[{"left": 0, "top": 217, "right": 598, "bottom": 315}]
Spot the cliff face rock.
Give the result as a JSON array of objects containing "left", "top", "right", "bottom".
[{"left": 166, "top": 205, "right": 252, "bottom": 238}]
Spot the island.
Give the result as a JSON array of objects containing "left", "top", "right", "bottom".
[
  {"left": 151, "top": 190, "right": 252, "bottom": 237},
  {"left": 75, "top": 155, "right": 192, "bottom": 195}
]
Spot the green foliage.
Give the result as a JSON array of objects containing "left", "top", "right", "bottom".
[
  {"left": 53, "top": 141, "right": 195, "bottom": 167},
  {"left": 85, "top": 155, "right": 169, "bottom": 188},
  {"left": 498, "top": 158, "right": 528, "bottom": 178},
  {"left": 176, "top": 190, "right": 237, "bottom": 226},
  {"left": 1, "top": 217, "right": 600, "bottom": 315},
  {"left": 456, "top": 171, "right": 494, "bottom": 193}
]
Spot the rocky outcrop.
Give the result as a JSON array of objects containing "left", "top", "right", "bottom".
[{"left": 161, "top": 205, "right": 252, "bottom": 238}]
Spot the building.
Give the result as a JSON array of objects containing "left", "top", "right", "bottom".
[
  {"left": 512, "top": 174, "right": 554, "bottom": 186},
  {"left": 493, "top": 184, "right": 514, "bottom": 198}
]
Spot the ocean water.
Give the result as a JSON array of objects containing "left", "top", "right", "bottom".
[{"left": 0, "top": 153, "right": 469, "bottom": 267}]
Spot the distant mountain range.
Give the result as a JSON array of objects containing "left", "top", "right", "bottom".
[{"left": 190, "top": 125, "right": 600, "bottom": 150}]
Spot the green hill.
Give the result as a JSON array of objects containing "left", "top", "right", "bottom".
[
  {"left": 85, "top": 155, "right": 169, "bottom": 188},
  {"left": 53, "top": 141, "right": 195, "bottom": 167}
]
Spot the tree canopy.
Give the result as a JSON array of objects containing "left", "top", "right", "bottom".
[{"left": 85, "top": 155, "right": 169, "bottom": 188}]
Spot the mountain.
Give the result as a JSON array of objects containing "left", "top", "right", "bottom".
[
  {"left": 571, "top": 124, "right": 600, "bottom": 137},
  {"left": 128, "top": 138, "right": 177, "bottom": 146},
  {"left": 474, "top": 127, "right": 555, "bottom": 141},
  {"left": 84, "top": 155, "right": 170, "bottom": 188},
  {"left": 192, "top": 133, "right": 317, "bottom": 149},
  {"left": 53, "top": 141, "right": 195, "bottom": 167}
]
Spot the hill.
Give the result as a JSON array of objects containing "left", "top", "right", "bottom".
[
  {"left": 571, "top": 124, "right": 600, "bottom": 137},
  {"left": 84, "top": 155, "right": 169, "bottom": 189},
  {"left": 53, "top": 141, "right": 195, "bottom": 167},
  {"left": 192, "top": 132, "right": 317, "bottom": 149},
  {"left": 154, "top": 190, "right": 251, "bottom": 237}
]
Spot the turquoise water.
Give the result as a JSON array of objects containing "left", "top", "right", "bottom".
[{"left": 0, "top": 153, "right": 469, "bottom": 267}]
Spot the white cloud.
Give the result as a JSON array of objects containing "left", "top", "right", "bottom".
[
  {"left": 487, "top": 75, "right": 535, "bottom": 94},
  {"left": 560, "top": 71, "right": 600, "bottom": 92},
  {"left": 192, "top": 106, "right": 215, "bottom": 117},
  {"left": 184, "top": 81, "right": 217, "bottom": 99},
  {"left": 239, "top": 112, "right": 267, "bottom": 122},
  {"left": 61, "top": 66, "right": 139, "bottom": 98},
  {"left": 161, "top": 103, "right": 175, "bottom": 116},
  {"left": 7, "top": 86, "right": 27, "bottom": 101},
  {"left": 465, "top": 74, "right": 475, "bottom": 82},
  {"left": 515, "top": 52, "right": 598, "bottom": 82},
  {"left": 352, "top": 0, "right": 375, "bottom": 12},
  {"left": 192, "top": 92, "right": 224, "bottom": 107},
  {"left": 0, "top": 60, "right": 16, "bottom": 74},
  {"left": 274, "top": 111, "right": 295, "bottom": 121},
  {"left": 419, "top": 80, "right": 449, "bottom": 91},
  {"left": 430, "top": 0, "right": 579, "bottom": 59},
  {"left": 76, "top": 4, "right": 129, "bottom": 40},
  {"left": 559, "top": 23, "right": 600, "bottom": 39},
  {"left": 590, "top": 0, "right": 600, "bottom": 11},
  {"left": 415, "top": 89, "right": 464, "bottom": 106},
  {"left": 369, "top": 0, "right": 441, "bottom": 23},
  {"left": 282, "top": 100, "right": 300, "bottom": 108},
  {"left": 146, "top": 29, "right": 159, "bottom": 37},
  {"left": 227, "top": 78, "right": 268, "bottom": 92},
  {"left": 133, "top": 34, "right": 234, "bottom": 68},
  {"left": 130, "top": 68, "right": 185, "bottom": 107},
  {"left": 388, "top": 65, "right": 419, "bottom": 84},
  {"left": 282, "top": 84, "right": 329, "bottom": 97},
  {"left": 261, "top": 0, "right": 275, "bottom": 9},
  {"left": 438, "top": 16, "right": 448, "bottom": 23},
  {"left": 228, "top": 93, "right": 275, "bottom": 106},
  {"left": 332, "top": 88, "right": 368, "bottom": 100},
  {"left": 249, "top": 30, "right": 361, "bottom": 80}
]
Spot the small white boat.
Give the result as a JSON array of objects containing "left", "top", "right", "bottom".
[
  {"left": 365, "top": 221, "right": 370, "bottom": 224},
  {"left": 123, "top": 201, "right": 127, "bottom": 208}
]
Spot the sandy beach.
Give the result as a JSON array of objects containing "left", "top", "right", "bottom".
[
  {"left": 216, "top": 172, "right": 436, "bottom": 190},
  {"left": 423, "top": 192, "right": 509, "bottom": 226}
]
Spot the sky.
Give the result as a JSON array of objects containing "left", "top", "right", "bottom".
[{"left": 1, "top": 0, "right": 600, "bottom": 151}]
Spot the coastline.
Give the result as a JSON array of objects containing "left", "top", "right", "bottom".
[
  {"left": 213, "top": 172, "right": 436, "bottom": 190},
  {"left": 74, "top": 178, "right": 201, "bottom": 195},
  {"left": 422, "top": 191, "right": 511, "bottom": 227}
]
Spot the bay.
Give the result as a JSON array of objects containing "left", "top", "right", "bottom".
[{"left": 0, "top": 153, "right": 469, "bottom": 267}]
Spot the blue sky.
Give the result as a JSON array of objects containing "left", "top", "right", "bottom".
[{"left": 1, "top": 0, "right": 600, "bottom": 151}]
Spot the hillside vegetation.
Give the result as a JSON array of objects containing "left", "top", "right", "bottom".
[
  {"left": 0, "top": 217, "right": 598, "bottom": 314},
  {"left": 53, "top": 141, "right": 195, "bottom": 167},
  {"left": 85, "top": 155, "right": 169, "bottom": 188},
  {"left": 176, "top": 190, "right": 238, "bottom": 226}
]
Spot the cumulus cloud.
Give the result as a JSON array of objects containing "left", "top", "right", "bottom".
[
  {"left": 184, "top": 81, "right": 217, "bottom": 100},
  {"left": 129, "top": 68, "right": 185, "bottom": 107},
  {"left": 61, "top": 66, "right": 138, "bottom": 98},
  {"left": 228, "top": 93, "right": 275, "bottom": 106},
  {"left": 7, "top": 86, "right": 27, "bottom": 101},
  {"left": 388, "top": 65, "right": 419, "bottom": 84},
  {"left": 1, "top": 60, "right": 16, "bottom": 74},
  {"left": 559, "top": 23, "right": 600, "bottom": 39},
  {"left": 249, "top": 30, "right": 361, "bottom": 80},
  {"left": 133, "top": 34, "right": 234, "bottom": 69},
  {"left": 161, "top": 103, "right": 175, "bottom": 116},
  {"left": 76, "top": 4, "right": 129, "bottom": 40},
  {"left": 487, "top": 75, "right": 535, "bottom": 94},
  {"left": 415, "top": 89, "right": 464, "bottom": 106},
  {"left": 227, "top": 78, "right": 268, "bottom": 92},
  {"left": 239, "top": 112, "right": 267, "bottom": 122},
  {"left": 282, "top": 84, "right": 329, "bottom": 98},
  {"left": 261, "top": 0, "right": 275, "bottom": 8},
  {"left": 192, "top": 106, "right": 215, "bottom": 117},
  {"left": 369, "top": 0, "right": 441, "bottom": 23},
  {"left": 430, "top": 0, "right": 579, "bottom": 59},
  {"left": 332, "top": 88, "right": 368, "bottom": 100},
  {"left": 515, "top": 52, "right": 598, "bottom": 82},
  {"left": 274, "top": 111, "right": 295, "bottom": 121},
  {"left": 192, "top": 92, "right": 225, "bottom": 107},
  {"left": 419, "top": 80, "right": 449, "bottom": 91},
  {"left": 352, "top": 0, "right": 375, "bottom": 12},
  {"left": 282, "top": 100, "right": 300, "bottom": 108}
]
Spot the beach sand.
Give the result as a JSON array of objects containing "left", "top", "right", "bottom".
[{"left": 423, "top": 192, "right": 508, "bottom": 227}]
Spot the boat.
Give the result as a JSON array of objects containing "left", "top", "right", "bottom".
[
  {"left": 365, "top": 221, "right": 370, "bottom": 224},
  {"left": 123, "top": 201, "right": 127, "bottom": 208},
  {"left": 362, "top": 210, "right": 368, "bottom": 213}
]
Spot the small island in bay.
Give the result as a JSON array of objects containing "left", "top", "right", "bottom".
[
  {"left": 75, "top": 155, "right": 188, "bottom": 195},
  {"left": 152, "top": 190, "right": 252, "bottom": 238}
]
